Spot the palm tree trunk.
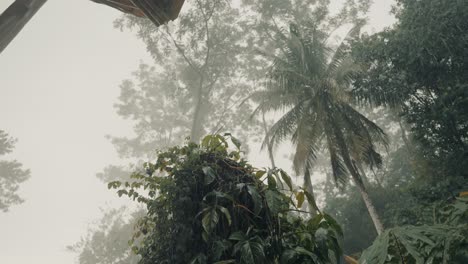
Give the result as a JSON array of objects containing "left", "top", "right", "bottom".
[
  {"left": 261, "top": 112, "right": 276, "bottom": 168},
  {"left": 261, "top": 111, "right": 285, "bottom": 189},
  {"left": 333, "top": 126, "right": 385, "bottom": 234},
  {"left": 303, "top": 167, "right": 318, "bottom": 216},
  {"left": 353, "top": 177, "right": 384, "bottom": 235},
  {"left": 0, "top": 0, "right": 47, "bottom": 54},
  {"left": 356, "top": 161, "right": 372, "bottom": 186},
  {"left": 345, "top": 158, "right": 384, "bottom": 234}
]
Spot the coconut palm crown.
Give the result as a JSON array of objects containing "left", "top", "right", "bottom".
[{"left": 254, "top": 23, "right": 388, "bottom": 234}]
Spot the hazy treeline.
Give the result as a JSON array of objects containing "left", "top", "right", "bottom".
[
  {"left": 0, "top": 130, "right": 30, "bottom": 212},
  {"left": 65, "top": 0, "right": 467, "bottom": 263}
]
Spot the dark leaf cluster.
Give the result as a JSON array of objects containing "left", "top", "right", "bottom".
[
  {"left": 360, "top": 198, "right": 468, "bottom": 264},
  {"left": 109, "top": 135, "right": 343, "bottom": 264}
]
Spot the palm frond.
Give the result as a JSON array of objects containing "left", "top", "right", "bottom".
[
  {"left": 250, "top": 90, "right": 298, "bottom": 116},
  {"left": 326, "top": 133, "right": 348, "bottom": 186},
  {"left": 257, "top": 24, "right": 386, "bottom": 189},
  {"left": 292, "top": 114, "right": 323, "bottom": 174},
  {"left": 332, "top": 55, "right": 362, "bottom": 86},
  {"left": 261, "top": 101, "right": 307, "bottom": 149},
  {"left": 327, "top": 22, "right": 363, "bottom": 76},
  {"left": 362, "top": 145, "right": 384, "bottom": 169},
  {"left": 341, "top": 104, "right": 389, "bottom": 148}
]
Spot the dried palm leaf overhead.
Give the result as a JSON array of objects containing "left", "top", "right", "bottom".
[{"left": 91, "top": 0, "right": 185, "bottom": 26}]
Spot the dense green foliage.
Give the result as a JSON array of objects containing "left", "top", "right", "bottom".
[
  {"left": 0, "top": 130, "right": 30, "bottom": 212},
  {"left": 319, "top": 108, "right": 463, "bottom": 253},
  {"left": 360, "top": 198, "right": 468, "bottom": 264},
  {"left": 351, "top": 0, "right": 468, "bottom": 179},
  {"left": 109, "top": 135, "right": 343, "bottom": 264},
  {"left": 319, "top": 0, "right": 468, "bottom": 259}
]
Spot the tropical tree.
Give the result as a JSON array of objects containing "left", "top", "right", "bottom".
[
  {"left": 255, "top": 25, "right": 388, "bottom": 235},
  {"left": 113, "top": 0, "right": 260, "bottom": 145},
  {"left": 351, "top": 0, "right": 468, "bottom": 180},
  {"left": 93, "top": 0, "right": 265, "bottom": 181},
  {"left": 0, "top": 130, "right": 30, "bottom": 212},
  {"left": 108, "top": 134, "right": 344, "bottom": 264}
]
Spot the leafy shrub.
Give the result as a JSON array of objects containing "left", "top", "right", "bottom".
[
  {"left": 360, "top": 198, "right": 468, "bottom": 264},
  {"left": 109, "top": 134, "right": 343, "bottom": 264}
]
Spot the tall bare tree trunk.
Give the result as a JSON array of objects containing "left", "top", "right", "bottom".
[
  {"left": 190, "top": 77, "right": 204, "bottom": 142},
  {"left": 0, "top": 0, "right": 47, "bottom": 54},
  {"left": 398, "top": 118, "right": 414, "bottom": 155}
]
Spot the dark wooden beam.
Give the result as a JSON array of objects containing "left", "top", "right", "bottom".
[{"left": 0, "top": 0, "right": 48, "bottom": 54}]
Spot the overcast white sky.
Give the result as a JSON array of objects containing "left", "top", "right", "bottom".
[{"left": 0, "top": 1, "right": 394, "bottom": 263}]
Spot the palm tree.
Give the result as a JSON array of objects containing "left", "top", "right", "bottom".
[{"left": 255, "top": 24, "right": 387, "bottom": 235}]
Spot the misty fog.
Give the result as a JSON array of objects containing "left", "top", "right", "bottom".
[{"left": 1, "top": 1, "right": 466, "bottom": 264}]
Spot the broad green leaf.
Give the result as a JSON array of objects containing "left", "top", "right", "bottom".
[
  {"left": 218, "top": 206, "right": 232, "bottom": 226},
  {"left": 255, "top": 170, "right": 266, "bottom": 179},
  {"left": 295, "top": 191, "right": 305, "bottom": 208},
  {"left": 202, "top": 207, "right": 219, "bottom": 235},
  {"left": 267, "top": 174, "right": 277, "bottom": 189},
  {"left": 315, "top": 227, "right": 329, "bottom": 243},
  {"left": 395, "top": 230, "right": 424, "bottom": 263},
  {"left": 229, "top": 231, "right": 245, "bottom": 241},
  {"left": 360, "top": 230, "right": 391, "bottom": 264},
  {"left": 230, "top": 135, "right": 242, "bottom": 149},
  {"left": 201, "top": 135, "right": 212, "bottom": 148},
  {"left": 279, "top": 169, "right": 293, "bottom": 191},
  {"left": 323, "top": 214, "right": 343, "bottom": 237},
  {"left": 202, "top": 166, "right": 216, "bottom": 185},
  {"left": 240, "top": 242, "right": 255, "bottom": 264},
  {"left": 265, "top": 189, "right": 285, "bottom": 215},
  {"left": 246, "top": 185, "right": 263, "bottom": 215},
  {"left": 304, "top": 190, "right": 320, "bottom": 213},
  {"left": 238, "top": 239, "right": 265, "bottom": 264}
]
